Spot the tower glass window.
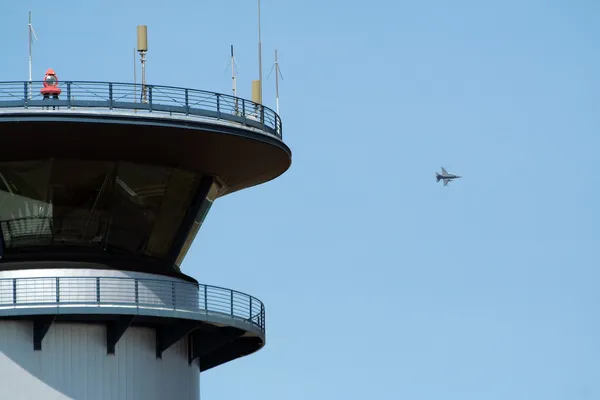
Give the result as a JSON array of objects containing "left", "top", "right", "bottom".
[{"left": 0, "top": 159, "right": 202, "bottom": 269}]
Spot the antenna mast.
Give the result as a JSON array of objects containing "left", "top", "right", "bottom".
[
  {"left": 133, "top": 48, "right": 137, "bottom": 108},
  {"left": 251, "top": 0, "right": 263, "bottom": 116},
  {"left": 230, "top": 45, "right": 240, "bottom": 114},
  {"left": 274, "top": 49, "right": 282, "bottom": 114},
  {"left": 268, "top": 49, "right": 284, "bottom": 115},
  {"left": 257, "top": 0, "right": 263, "bottom": 101},
  {"left": 231, "top": 45, "right": 237, "bottom": 97},
  {"left": 137, "top": 25, "right": 148, "bottom": 103},
  {"left": 28, "top": 11, "right": 38, "bottom": 100}
]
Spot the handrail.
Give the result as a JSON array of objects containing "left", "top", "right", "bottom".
[
  {"left": 0, "top": 80, "right": 282, "bottom": 139},
  {"left": 0, "top": 275, "right": 265, "bottom": 332}
]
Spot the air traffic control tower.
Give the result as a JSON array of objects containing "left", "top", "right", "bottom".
[{"left": 0, "top": 53, "right": 290, "bottom": 399}]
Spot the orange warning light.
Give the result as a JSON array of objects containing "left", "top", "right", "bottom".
[{"left": 40, "top": 68, "right": 62, "bottom": 99}]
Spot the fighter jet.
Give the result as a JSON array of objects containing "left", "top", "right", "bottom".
[{"left": 435, "top": 167, "right": 461, "bottom": 186}]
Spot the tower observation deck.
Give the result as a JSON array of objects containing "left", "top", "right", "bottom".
[{"left": 0, "top": 80, "right": 291, "bottom": 399}]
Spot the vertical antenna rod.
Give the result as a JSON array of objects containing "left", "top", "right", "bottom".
[
  {"left": 274, "top": 49, "right": 280, "bottom": 114},
  {"left": 231, "top": 45, "right": 239, "bottom": 114},
  {"left": 133, "top": 48, "right": 137, "bottom": 106},
  {"left": 28, "top": 11, "right": 38, "bottom": 100},
  {"left": 227, "top": 45, "right": 240, "bottom": 114},
  {"left": 257, "top": 0, "right": 263, "bottom": 103},
  {"left": 268, "top": 49, "right": 284, "bottom": 115},
  {"left": 231, "top": 45, "right": 237, "bottom": 97}
]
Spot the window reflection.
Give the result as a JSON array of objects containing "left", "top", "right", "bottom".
[
  {"left": 0, "top": 160, "right": 52, "bottom": 247},
  {"left": 0, "top": 160, "right": 202, "bottom": 266},
  {"left": 50, "top": 160, "right": 113, "bottom": 246}
]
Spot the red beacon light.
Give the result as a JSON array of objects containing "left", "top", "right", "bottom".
[{"left": 40, "top": 68, "right": 62, "bottom": 99}]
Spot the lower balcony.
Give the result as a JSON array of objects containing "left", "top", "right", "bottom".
[{"left": 0, "top": 271, "right": 265, "bottom": 371}]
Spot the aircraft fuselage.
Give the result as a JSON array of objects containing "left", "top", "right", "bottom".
[
  {"left": 435, "top": 173, "right": 460, "bottom": 181},
  {"left": 435, "top": 168, "right": 462, "bottom": 186}
]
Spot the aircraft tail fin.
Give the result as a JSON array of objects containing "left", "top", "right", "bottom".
[{"left": 435, "top": 174, "right": 441, "bottom": 182}]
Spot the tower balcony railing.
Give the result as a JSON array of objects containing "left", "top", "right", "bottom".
[
  {"left": 0, "top": 80, "right": 282, "bottom": 139},
  {"left": 0, "top": 275, "right": 265, "bottom": 332}
]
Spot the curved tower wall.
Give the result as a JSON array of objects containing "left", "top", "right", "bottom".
[{"left": 0, "top": 321, "right": 199, "bottom": 400}]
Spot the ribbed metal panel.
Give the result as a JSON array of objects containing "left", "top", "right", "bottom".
[{"left": 0, "top": 321, "right": 199, "bottom": 400}]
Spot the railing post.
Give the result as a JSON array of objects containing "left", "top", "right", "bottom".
[
  {"left": 249, "top": 297, "right": 253, "bottom": 321},
  {"left": 66, "top": 82, "right": 72, "bottom": 109},
  {"left": 148, "top": 86, "right": 153, "bottom": 112},
  {"left": 203, "top": 285, "right": 208, "bottom": 311},
  {"left": 135, "top": 280, "right": 139, "bottom": 305},
  {"left": 23, "top": 82, "right": 28, "bottom": 108},
  {"left": 278, "top": 117, "right": 283, "bottom": 138},
  {"left": 108, "top": 83, "right": 113, "bottom": 110},
  {"left": 230, "top": 291, "right": 234, "bottom": 316},
  {"left": 12, "top": 278, "right": 16, "bottom": 305},
  {"left": 258, "top": 305, "right": 262, "bottom": 327},
  {"left": 185, "top": 89, "right": 189, "bottom": 115},
  {"left": 241, "top": 99, "right": 246, "bottom": 124},
  {"left": 261, "top": 106, "right": 265, "bottom": 130},
  {"left": 55, "top": 277, "right": 60, "bottom": 303},
  {"left": 96, "top": 277, "right": 100, "bottom": 303},
  {"left": 216, "top": 94, "right": 221, "bottom": 119},
  {"left": 172, "top": 282, "right": 176, "bottom": 309}
]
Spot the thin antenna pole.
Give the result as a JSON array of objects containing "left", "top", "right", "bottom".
[
  {"left": 28, "top": 12, "right": 31, "bottom": 86},
  {"left": 257, "top": 0, "right": 262, "bottom": 102},
  {"left": 28, "top": 11, "right": 38, "bottom": 100},
  {"left": 231, "top": 45, "right": 239, "bottom": 114},
  {"left": 268, "top": 49, "right": 284, "bottom": 115},
  {"left": 140, "top": 51, "right": 147, "bottom": 103},
  {"left": 275, "top": 49, "right": 280, "bottom": 114},
  {"left": 133, "top": 48, "right": 137, "bottom": 106},
  {"left": 231, "top": 45, "right": 236, "bottom": 97}
]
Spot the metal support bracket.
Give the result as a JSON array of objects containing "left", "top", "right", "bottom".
[
  {"left": 188, "top": 327, "right": 244, "bottom": 366},
  {"left": 33, "top": 316, "right": 56, "bottom": 351},
  {"left": 106, "top": 315, "right": 136, "bottom": 355},
  {"left": 156, "top": 320, "right": 199, "bottom": 359}
]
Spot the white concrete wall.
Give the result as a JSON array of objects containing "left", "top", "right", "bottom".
[{"left": 0, "top": 320, "right": 200, "bottom": 400}]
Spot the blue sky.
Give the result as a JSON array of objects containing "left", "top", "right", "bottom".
[{"left": 4, "top": 0, "right": 600, "bottom": 398}]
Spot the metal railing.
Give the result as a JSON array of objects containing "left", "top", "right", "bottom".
[
  {"left": 0, "top": 276, "right": 265, "bottom": 332},
  {"left": 0, "top": 81, "right": 282, "bottom": 139}
]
